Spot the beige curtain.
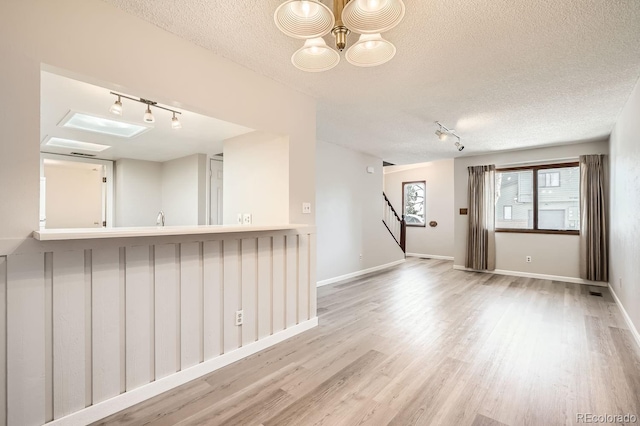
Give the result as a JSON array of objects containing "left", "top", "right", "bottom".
[
  {"left": 579, "top": 155, "right": 608, "bottom": 281},
  {"left": 466, "top": 165, "right": 496, "bottom": 271}
]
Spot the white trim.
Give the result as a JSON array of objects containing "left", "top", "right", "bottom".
[
  {"left": 317, "top": 259, "right": 406, "bottom": 287},
  {"left": 406, "top": 253, "right": 454, "bottom": 261},
  {"left": 48, "top": 318, "right": 318, "bottom": 426},
  {"left": 608, "top": 284, "right": 640, "bottom": 350},
  {"left": 452, "top": 265, "right": 608, "bottom": 287},
  {"left": 33, "top": 224, "right": 311, "bottom": 241}
]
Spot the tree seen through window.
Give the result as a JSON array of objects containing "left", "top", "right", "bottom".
[{"left": 402, "top": 181, "right": 426, "bottom": 226}]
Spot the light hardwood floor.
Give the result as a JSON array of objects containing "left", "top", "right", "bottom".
[{"left": 95, "top": 258, "right": 640, "bottom": 425}]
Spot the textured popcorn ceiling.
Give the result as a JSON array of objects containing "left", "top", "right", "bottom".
[{"left": 103, "top": 0, "right": 640, "bottom": 164}]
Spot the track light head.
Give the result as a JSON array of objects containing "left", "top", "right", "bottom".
[
  {"left": 143, "top": 105, "right": 155, "bottom": 123},
  {"left": 455, "top": 141, "right": 464, "bottom": 152},
  {"left": 109, "top": 96, "right": 123, "bottom": 116},
  {"left": 171, "top": 112, "right": 182, "bottom": 130}
]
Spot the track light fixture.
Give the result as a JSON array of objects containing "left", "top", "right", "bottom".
[
  {"left": 109, "top": 92, "right": 182, "bottom": 129},
  {"left": 435, "top": 121, "right": 464, "bottom": 151},
  {"left": 274, "top": 0, "right": 405, "bottom": 72}
]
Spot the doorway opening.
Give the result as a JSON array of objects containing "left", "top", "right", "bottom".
[{"left": 40, "top": 153, "right": 113, "bottom": 229}]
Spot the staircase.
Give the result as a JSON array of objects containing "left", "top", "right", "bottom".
[{"left": 382, "top": 192, "right": 406, "bottom": 253}]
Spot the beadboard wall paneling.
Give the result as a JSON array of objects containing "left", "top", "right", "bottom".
[
  {"left": 7, "top": 252, "right": 46, "bottom": 426},
  {"left": 0, "top": 230, "right": 316, "bottom": 425}
]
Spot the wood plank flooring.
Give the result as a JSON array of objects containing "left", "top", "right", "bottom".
[{"left": 95, "top": 258, "right": 640, "bottom": 425}]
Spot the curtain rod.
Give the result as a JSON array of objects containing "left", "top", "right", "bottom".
[{"left": 497, "top": 157, "right": 579, "bottom": 168}]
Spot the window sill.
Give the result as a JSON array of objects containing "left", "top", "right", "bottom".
[{"left": 495, "top": 229, "right": 579, "bottom": 236}]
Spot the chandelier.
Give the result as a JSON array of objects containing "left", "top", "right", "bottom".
[{"left": 274, "top": 0, "right": 405, "bottom": 72}]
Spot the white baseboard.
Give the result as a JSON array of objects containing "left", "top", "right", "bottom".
[
  {"left": 49, "top": 318, "right": 319, "bottom": 426},
  {"left": 317, "top": 259, "right": 406, "bottom": 287},
  {"left": 406, "top": 253, "right": 454, "bottom": 261},
  {"left": 452, "top": 265, "right": 608, "bottom": 287},
  {"left": 608, "top": 284, "right": 640, "bottom": 350}
]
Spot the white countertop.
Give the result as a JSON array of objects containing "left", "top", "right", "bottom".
[{"left": 33, "top": 224, "right": 309, "bottom": 241}]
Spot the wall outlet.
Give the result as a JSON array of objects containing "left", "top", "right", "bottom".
[
  {"left": 235, "top": 310, "right": 243, "bottom": 326},
  {"left": 302, "top": 202, "right": 311, "bottom": 214},
  {"left": 243, "top": 213, "right": 252, "bottom": 225},
  {"left": 526, "top": 256, "right": 532, "bottom": 263},
  {"left": 359, "top": 253, "right": 363, "bottom": 260},
  {"left": 237, "top": 213, "right": 243, "bottom": 225}
]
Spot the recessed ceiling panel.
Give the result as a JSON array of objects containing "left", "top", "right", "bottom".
[
  {"left": 43, "top": 136, "right": 111, "bottom": 152},
  {"left": 59, "top": 111, "right": 151, "bottom": 138}
]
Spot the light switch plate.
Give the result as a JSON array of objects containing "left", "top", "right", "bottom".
[
  {"left": 243, "top": 213, "right": 252, "bottom": 225},
  {"left": 302, "top": 202, "right": 311, "bottom": 214},
  {"left": 237, "top": 213, "right": 243, "bottom": 225}
]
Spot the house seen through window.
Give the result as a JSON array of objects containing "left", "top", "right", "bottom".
[{"left": 495, "top": 164, "right": 580, "bottom": 233}]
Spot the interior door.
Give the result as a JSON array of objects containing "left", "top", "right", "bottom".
[{"left": 209, "top": 158, "right": 224, "bottom": 225}]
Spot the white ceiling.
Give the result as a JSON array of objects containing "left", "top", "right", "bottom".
[
  {"left": 102, "top": 0, "right": 640, "bottom": 164},
  {"left": 41, "top": 71, "right": 254, "bottom": 162}
]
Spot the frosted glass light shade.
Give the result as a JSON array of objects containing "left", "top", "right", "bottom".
[
  {"left": 109, "top": 99, "right": 123, "bottom": 116},
  {"left": 291, "top": 38, "right": 340, "bottom": 72},
  {"left": 342, "top": 0, "right": 405, "bottom": 34},
  {"left": 143, "top": 107, "right": 155, "bottom": 123},
  {"left": 274, "top": 0, "right": 335, "bottom": 39},
  {"left": 346, "top": 34, "right": 396, "bottom": 67}
]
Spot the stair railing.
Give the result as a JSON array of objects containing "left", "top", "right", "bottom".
[{"left": 382, "top": 192, "right": 406, "bottom": 253}]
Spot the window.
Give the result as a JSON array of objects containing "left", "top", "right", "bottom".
[
  {"left": 495, "top": 163, "right": 579, "bottom": 234},
  {"left": 503, "top": 205, "right": 513, "bottom": 220},
  {"left": 402, "top": 181, "right": 426, "bottom": 227},
  {"left": 539, "top": 171, "right": 560, "bottom": 187}
]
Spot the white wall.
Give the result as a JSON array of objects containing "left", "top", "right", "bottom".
[
  {"left": 453, "top": 140, "right": 608, "bottom": 279},
  {"left": 609, "top": 75, "right": 640, "bottom": 334},
  {"left": 44, "top": 163, "right": 103, "bottom": 228},
  {"left": 223, "top": 132, "right": 289, "bottom": 225},
  {"left": 115, "top": 159, "right": 162, "bottom": 227},
  {"left": 161, "top": 154, "right": 207, "bottom": 226},
  {"left": 0, "top": 1, "right": 317, "bottom": 424},
  {"left": 316, "top": 140, "right": 404, "bottom": 282},
  {"left": 384, "top": 160, "right": 455, "bottom": 259},
  {"left": 197, "top": 154, "right": 207, "bottom": 225},
  {"left": 0, "top": 0, "right": 315, "bottom": 252},
  {"left": 116, "top": 155, "right": 207, "bottom": 227}
]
